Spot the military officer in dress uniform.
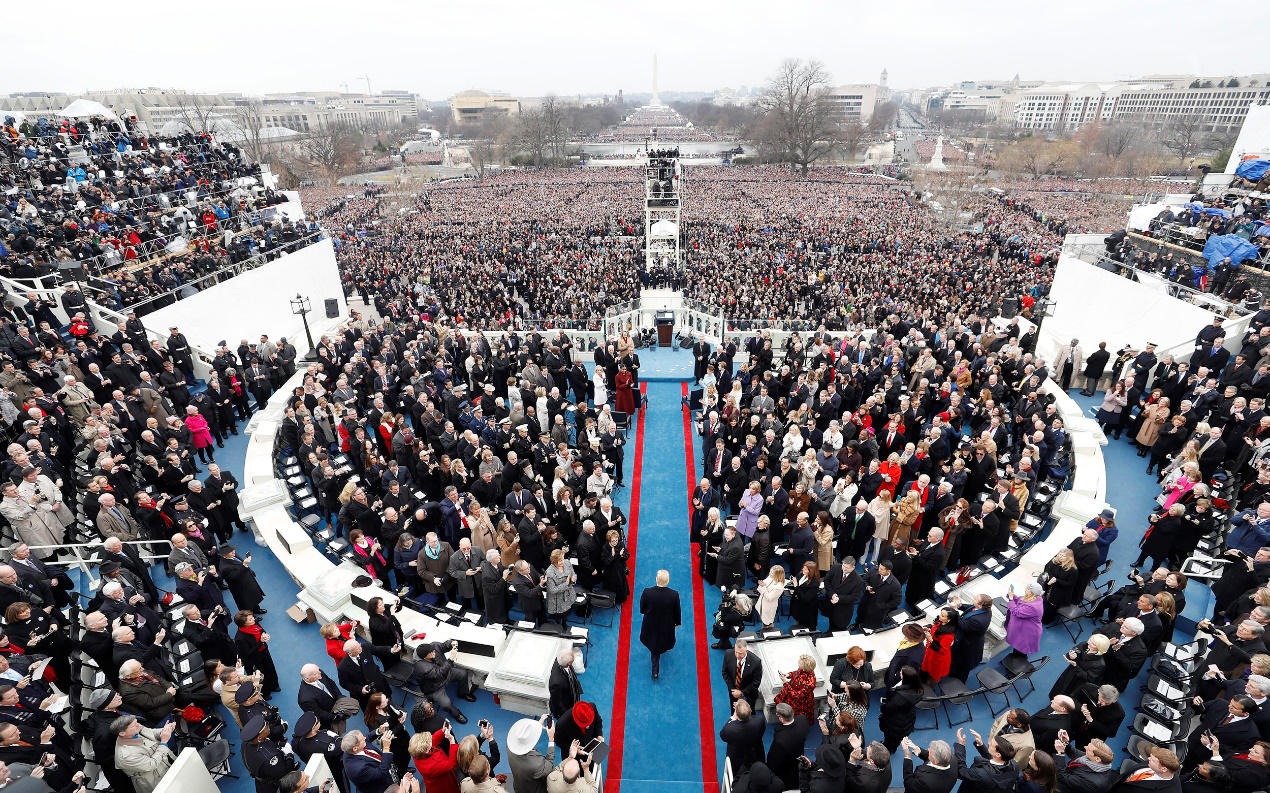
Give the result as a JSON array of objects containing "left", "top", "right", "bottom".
[{"left": 166, "top": 327, "right": 195, "bottom": 384}]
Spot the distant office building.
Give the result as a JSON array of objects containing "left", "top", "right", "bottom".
[
  {"left": 449, "top": 90, "right": 522, "bottom": 127},
  {"left": 259, "top": 92, "right": 412, "bottom": 131},
  {"left": 1012, "top": 74, "right": 1270, "bottom": 131},
  {"left": 825, "top": 81, "right": 888, "bottom": 124}
]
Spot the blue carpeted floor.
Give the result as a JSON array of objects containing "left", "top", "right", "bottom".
[{"left": 195, "top": 352, "right": 1174, "bottom": 793}]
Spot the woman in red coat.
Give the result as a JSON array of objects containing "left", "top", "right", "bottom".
[
  {"left": 920, "top": 607, "right": 958, "bottom": 683},
  {"left": 773, "top": 654, "right": 819, "bottom": 721},
  {"left": 614, "top": 365, "right": 636, "bottom": 415},
  {"left": 409, "top": 725, "right": 460, "bottom": 793},
  {"left": 877, "top": 453, "right": 902, "bottom": 499}
]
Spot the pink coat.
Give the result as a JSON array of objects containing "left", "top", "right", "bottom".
[
  {"left": 1162, "top": 475, "right": 1195, "bottom": 510},
  {"left": 185, "top": 413, "right": 215, "bottom": 449}
]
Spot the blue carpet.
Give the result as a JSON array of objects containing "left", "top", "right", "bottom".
[{"left": 165, "top": 385, "right": 1172, "bottom": 792}]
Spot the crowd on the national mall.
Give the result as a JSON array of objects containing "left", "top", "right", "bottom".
[{"left": 0, "top": 111, "right": 1266, "bottom": 793}]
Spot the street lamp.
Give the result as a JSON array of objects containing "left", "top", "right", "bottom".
[{"left": 290, "top": 294, "right": 318, "bottom": 362}]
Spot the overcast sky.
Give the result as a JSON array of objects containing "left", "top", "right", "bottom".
[{"left": 4, "top": 1, "right": 1255, "bottom": 100}]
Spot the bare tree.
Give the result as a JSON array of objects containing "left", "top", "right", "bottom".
[
  {"left": 754, "top": 58, "right": 841, "bottom": 175},
  {"left": 540, "top": 94, "right": 571, "bottom": 167},
  {"left": 232, "top": 99, "right": 270, "bottom": 164},
  {"left": 469, "top": 115, "right": 506, "bottom": 178},
  {"left": 1160, "top": 114, "right": 1209, "bottom": 166},
  {"left": 510, "top": 109, "right": 548, "bottom": 167},
  {"left": 837, "top": 118, "right": 867, "bottom": 162},
  {"left": 170, "top": 91, "right": 223, "bottom": 134},
  {"left": 1097, "top": 121, "right": 1138, "bottom": 160},
  {"left": 296, "top": 120, "right": 362, "bottom": 182},
  {"left": 999, "top": 137, "right": 1081, "bottom": 178},
  {"left": 867, "top": 100, "right": 899, "bottom": 132}
]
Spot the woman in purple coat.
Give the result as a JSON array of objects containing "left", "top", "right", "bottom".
[
  {"left": 735, "top": 482, "right": 764, "bottom": 540},
  {"left": 1004, "top": 581, "right": 1045, "bottom": 664}
]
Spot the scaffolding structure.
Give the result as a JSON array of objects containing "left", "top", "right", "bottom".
[{"left": 643, "top": 142, "right": 682, "bottom": 270}]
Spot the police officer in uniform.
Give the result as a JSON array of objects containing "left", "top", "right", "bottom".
[
  {"left": 242, "top": 714, "right": 299, "bottom": 793},
  {"left": 292, "top": 712, "right": 348, "bottom": 793},
  {"left": 236, "top": 681, "right": 288, "bottom": 741}
]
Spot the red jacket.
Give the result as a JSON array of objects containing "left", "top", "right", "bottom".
[{"left": 412, "top": 730, "right": 459, "bottom": 793}]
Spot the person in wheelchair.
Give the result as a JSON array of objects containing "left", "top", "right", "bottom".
[{"left": 710, "top": 590, "right": 753, "bottom": 650}]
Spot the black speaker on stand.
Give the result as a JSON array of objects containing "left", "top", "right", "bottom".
[
  {"left": 325, "top": 298, "right": 339, "bottom": 318},
  {"left": 1000, "top": 296, "right": 1019, "bottom": 319}
]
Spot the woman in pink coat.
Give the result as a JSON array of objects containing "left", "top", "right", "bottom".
[{"left": 184, "top": 407, "right": 216, "bottom": 464}]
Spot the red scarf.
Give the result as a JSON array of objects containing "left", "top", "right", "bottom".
[
  {"left": 141, "top": 502, "right": 174, "bottom": 528},
  {"left": 239, "top": 623, "right": 264, "bottom": 643}
]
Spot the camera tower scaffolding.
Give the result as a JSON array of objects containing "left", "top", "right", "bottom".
[{"left": 642, "top": 135, "right": 683, "bottom": 271}]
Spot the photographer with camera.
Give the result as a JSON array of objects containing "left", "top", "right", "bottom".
[{"left": 711, "top": 590, "right": 753, "bottom": 651}]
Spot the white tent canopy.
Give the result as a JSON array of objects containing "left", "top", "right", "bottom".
[{"left": 58, "top": 99, "right": 118, "bottom": 119}]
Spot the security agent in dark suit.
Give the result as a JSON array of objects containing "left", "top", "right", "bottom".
[
  {"left": 337, "top": 641, "right": 387, "bottom": 710},
  {"left": 765, "top": 702, "right": 810, "bottom": 791},
  {"left": 722, "top": 639, "right": 764, "bottom": 708},
  {"left": 548, "top": 647, "right": 583, "bottom": 718},
  {"left": 857, "top": 560, "right": 902, "bottom": 631},
  {"left": 1184, "top": 696, "right": 1264, "bottom": 773},
  {"left": 719, "top": 698, "right": 767, "bottom": 775},
  {"left": 900, "top": 735, "right": 960, "bottom": 793},
  {"left": 954, "top": 728, "right": 1018, "bottom": 793},
  {"left": 341, "top": 728, "right": 397, "bottom": 793},
  {"left": 242, "top": 714, "right": 299, "bottom": 793}
]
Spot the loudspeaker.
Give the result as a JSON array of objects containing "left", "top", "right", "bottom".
[
  {"left": 325, "top": 298, "right": 339, "bottom": 318},
  {"left": 1000, "top": 297, "right": 1019, "bottom": 319}
]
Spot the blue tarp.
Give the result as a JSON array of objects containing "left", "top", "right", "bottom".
[
  {"left": 1203, "top": 207, "right": 1233, "bottom": 218},
  {"left": 1204, "top": 233, "right": 1261, "bottom": 267},
  {"left": 1236, "top": 158, "right": 1270, "bottom": 181}
]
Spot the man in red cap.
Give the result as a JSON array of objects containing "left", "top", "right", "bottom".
[{"left": 554, "top": 701, "right": 603, "bottom": 761}]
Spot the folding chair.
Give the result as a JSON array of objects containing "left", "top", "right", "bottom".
[
  {"left": 1055, "top": 603, "right": 1092, "bottom": 642},
  {"left": 915, "top": 684, "right": 942, "bottom": 730},
  {"left": 587, "top": 590, "right": 617, "bottom": 628},
  {"left": 938, "top": 677, "right": 977, "bottom": 726},
  {"left": 977, "top": 667, "right": 1013, "bottom": 716},
  {"left": 1003, "top": 655, "right": 1047, "bottom": 701}
]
